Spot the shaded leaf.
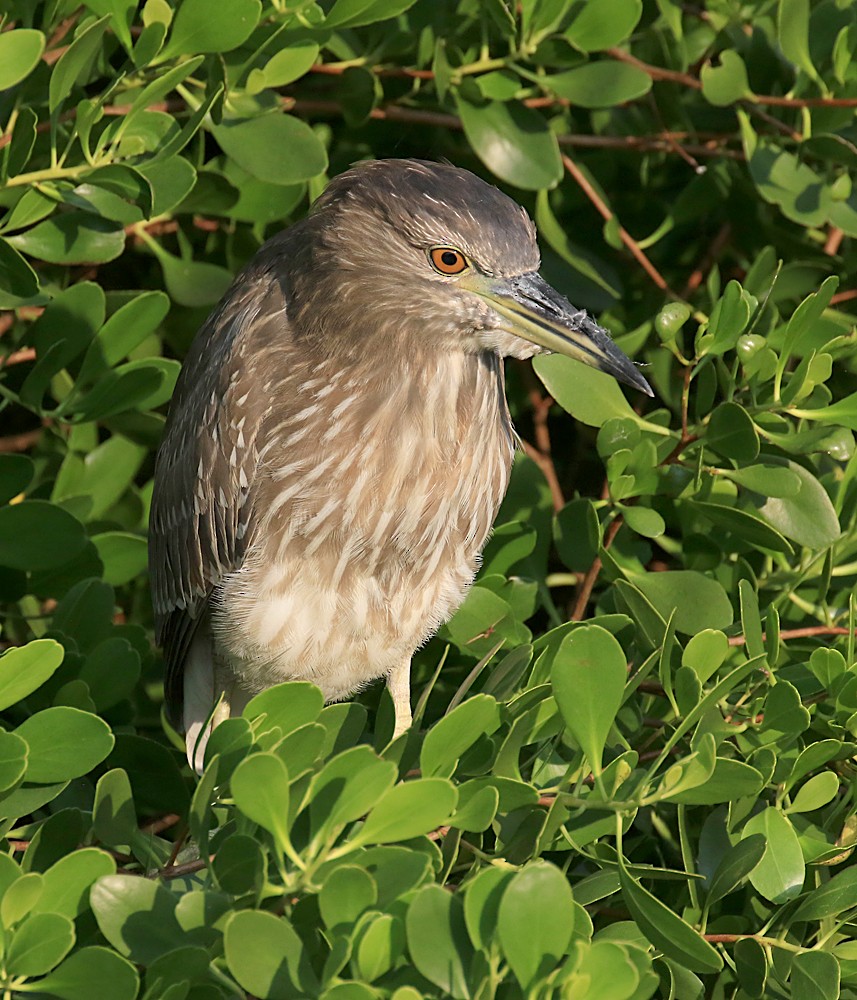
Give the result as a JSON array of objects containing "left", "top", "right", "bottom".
[{"left": 456, "top": 96, "right": 562, "bottom": 190}]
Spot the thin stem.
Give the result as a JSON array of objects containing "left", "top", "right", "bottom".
[{"left": 677, "top": 805, "right": 700, "bottom": 911}]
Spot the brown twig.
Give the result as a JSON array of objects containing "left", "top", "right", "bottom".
[
  {"left": 0, "top": 429, "right": 42, "bottom": 453},
  {"left": 0, "top": 347, "right": 35, "bottom": 368},
  {"left": 310, "top": 63, "right": 434, "bottom": 81},
  {"left": 141, "top": 813, "right": 181, "bottom": 836},
  {"left": 728, "top": 625, "right": 857, "bottom": 646},
  {"left": 571, "top": 514, "right": 624, "bottom": 620},
  {"left": 680, "top": 365, "right": 692, "bottom": 441},
  {"left": 824, "top": 227, "right": 844, "bottom": 256},
  {"left": 518, "top": 364, "right": 565, "bottom": 513},
  {"left": 156, "top": 856, "right": 210, "bottom": 880},
  {"left": 606, "top": 46, "right": 857, "bottom": 108},
  {"left": 561, "top": 154, "right": 683, "bottom": 300},
  {"left": 682, "top": 222, "right": 732, "bottom": 297},
  {"left": 831, "top": 288, "right": 857, "bottom": 305},
  {"left": 606, "top": 48, "right": 702, "bottom": 89},
  {"left": 284, "top": 98, "right": 744, "bottom": 161}
]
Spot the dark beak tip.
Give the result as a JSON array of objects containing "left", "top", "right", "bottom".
[{"left": 635, "top": 369, "right": 655, "bottom": 397}]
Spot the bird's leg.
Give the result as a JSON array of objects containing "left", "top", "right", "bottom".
[{"left": 387, "top": 659, "right": 413, "bottom": 739}]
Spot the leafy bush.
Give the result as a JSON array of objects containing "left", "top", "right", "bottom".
[{"left": 2, "top": 0, "right": 857, "bottom": 997}]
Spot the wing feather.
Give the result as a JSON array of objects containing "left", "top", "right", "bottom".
[{"left": 149, "top": 258, "right": 291, "bottom": 722}]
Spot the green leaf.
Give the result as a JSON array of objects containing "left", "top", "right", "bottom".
[
  {"left": 687, "top": 499, "right": 794, "bottom": 554},
  {"left": 91, "top": 532, "right": 148, "bottom": 586},
  {"left": 319, "top": 866, "right": 377, "bottom": 929},
  {"left": 0, "top": 501, "right": 87, "bottom": 571},
  {"left": 8, "top": 212, "right": 125, "bottom": 265},
  {"left": 787, "top": 771, "right": 839, "bottom": 813},
  {"left": 90, "top": 874, "right": 184, "bottom": 964},
  {"left": 356, "top": 778, "right": 457, "bottom": 844},
  {"left": 721, "top": 463, "right": 801, "bottom": 497},
  {"left": 48, "top": 16, "right": 111, "bottom": 113},
  {"left": 451, "top": 783, "right": 499, "bottom": 832},
  {"left": 792, "top": 391, "right": 857, "bottom": 431},
  {"left": 681, "top": 629, "right": 729, "bottom": 684},
  {"left": 6, "top": 912, "right": 75, "bottom": 977},
  {"left": 701, "top": 50, "right": 751, "bottom": 106},
  {"left": 15, "top": 706, "right": 114, "bottom": 782},
  {"left": 455, "top": 96, "right": 562, "bottom": 190},
  {"left": 0, "top": 30, "right": 45, "bottom": 90},
  {"left": 619, "top": 865, "right": 723, "bottom": 973},
  {"left": 82, "top": 0, "right": 136, "bottom": 50},
  {"left": 791, "top": 951, "right": 840, "bottom": 1000},
  {"left": 735, "top": 937, "right": 767, "bottom": 997},
  {"left": 310, "top": 747, "right": 397, "bottom": 841},
  {"left": 146, "top": 240, "right": 232, "bottom": 307},
  {"left": 224, "top": 909, "right": 318, "bottom": 999},
  {"left": 0, "top": 455, "right": 34, "bottom": 506},
  {"left": 742, "top": 808, "right": 804, "bottom": 903},
  {"left": 80, "top": 638, "right": 141, "bottom": 711},
  {"left": 622, "top": 505, "right": 665, "bottom": 538},
  {"left": 2, "top": 873, "right": 44, "bottom": 927},
  {"left": 0, "top": 639, "right": 64, "bottom": 711},
  {"left": 534, "top": 353, "right": 639, "bottom": 428},
  {"left": 551, "top": 625, "right": 626, "bottom": 778},
  {"left": 70, "top": 359, "right": 178, "bottom": 420},
  {"left": 406, "top": 885, "right": 474, "bottom": 999},
  {"left": 707, "top": 402, "right": 760, "bottom": 461},
  {"left": 420, "top": 695, "right": 500, "bottom": 778},
  {"left": 354, "top": 912, "right": 405, "bottom": 982},
  {"left": 77, "top": 291, "right": 170, "bottom": 385},
  {"left": 20, "top": 281, "right": 105, "bottom": 408},
  {"left": 777, "top": 0, "right": 819, "bottom": 82},
  {"left": 323, "top": 0, "right": 418, "bottom": 28},
  {"left": 251, "top": 41, "right": 320, "bottom": 90},
  {"left": 665, "top": 757, "right": 764, "bottom": 804},
  {"left": 547, "top": 62, "right": 652, "bottom": 108},
  {"left": 565, "top": 0, "right": 642, "bottom": 51},
  {"left": 34, "top": 849, "right": 116, "bottom": 919},
  {"left": 0, "top": 730, "right": 28, "bottom": 794},
  {"left": 213, "top": 833, "right": 265, "bottom": 895},
  {"left": 34, "top": 946, "right": 139, "bottom": 1000},
  {"left": 56, "top": 434, "right": 146, "bottom": 521},
  {"left": 464, "top": 867, "right": 513, "bottom": 951},
  {"left": 0, "top": 237, "right": 39, "bottom": 298},
  {"left": 93, "top": 769, "right": 137, "bottom": 848},
  {"left": 203, "top": 717, "right": 253, "bottom": 778},
  {"left": 137, "top": 157, "right": 197, "bottom": 216},
  {"left": 754, "top": 459, "right": 840, "bottom": 549},
  {"left": 497, "top": 862, "right": 575, "bottom": 989},
  {"left": 706, "top": 835, "right": 767, "bottom": 905},
  {"left": 162, "top": 0, "right": 262, "bottom": 56},
  {"left": 244, "top": 680, "right": 325, "bottom": 735},
  {"left": 230, "top": 752, "right": 293, "bottom": 854},
  {"left": 212, "top": 113, "right": 328, "bottom": 185},
  {"left": 792, "top": 865, "right": 857, "bottom": 922},
  {"left": 629, "top": 571, "right": 733, "bottom": 633}
]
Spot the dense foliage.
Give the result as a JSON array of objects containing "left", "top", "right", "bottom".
[{"left": 2, "top": 0, "right": 857, "bottom": 997}]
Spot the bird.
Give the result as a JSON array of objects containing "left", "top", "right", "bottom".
[{"left": 148, "top": 158, "right": 652, "bottom": 771}]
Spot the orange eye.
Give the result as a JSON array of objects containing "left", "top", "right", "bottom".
[{"left": 429, "top": 246, "right": 469, "bottom": 275}]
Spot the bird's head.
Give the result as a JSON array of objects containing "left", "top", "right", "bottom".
[{"left": 296, "top": 158, "right": 651, "bottom": 396}]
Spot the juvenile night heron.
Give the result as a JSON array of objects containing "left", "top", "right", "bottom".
[{"left": 149, "top": 158, "right": 651, "bottom": 770}]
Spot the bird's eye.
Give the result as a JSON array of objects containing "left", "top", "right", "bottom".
[{"left": 429, "top": 246, "right": 469, "bottom": 276}]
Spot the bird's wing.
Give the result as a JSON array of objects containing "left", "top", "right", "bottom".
[{"left": 149, "top": 262, "right": 288, "bottom": 722}]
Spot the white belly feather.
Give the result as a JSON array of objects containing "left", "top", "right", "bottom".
[{"left": 209, "top": 349, "right": 514, "bottom": 701}]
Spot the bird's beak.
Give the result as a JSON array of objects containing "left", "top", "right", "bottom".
[{"left": 473, "top": 271, "right": 653, "bottom": 396}]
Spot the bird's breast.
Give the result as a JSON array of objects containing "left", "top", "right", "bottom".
[{"left": 213, "top": 350, "right": 516, "bottom": 689}]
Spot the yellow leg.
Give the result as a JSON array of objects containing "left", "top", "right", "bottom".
[{"left": 387, "top": 660, "right": 412, "bottom": 738}]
